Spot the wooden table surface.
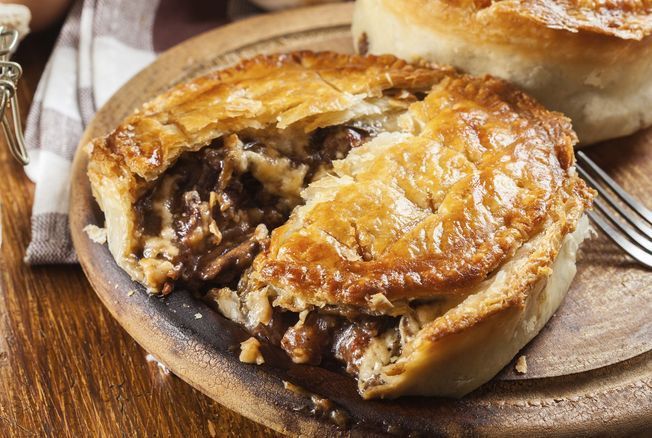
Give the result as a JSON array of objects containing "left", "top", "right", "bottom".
[
  {"left": 0, "top": 26, "right": 280, "bottom": 437},
  {"left": 2, "top": 14, "right": 651, "bottom": 438}
]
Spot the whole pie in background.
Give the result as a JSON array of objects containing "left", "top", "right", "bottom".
[{"left": 352, "top": 0, "right": 652, "bottom": 144}]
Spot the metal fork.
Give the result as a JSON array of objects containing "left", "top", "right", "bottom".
[{"left": 576, "top": 150, "right": 652, "bottom": 268}]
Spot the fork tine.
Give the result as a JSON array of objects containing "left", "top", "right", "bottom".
[
  {"left": 593, "top": 198, "right": 652, "bottom": 253},
  {"left": 587, "top": 210, "right": 652, "bottom": 268},
  {"left": 576, "top": 164, "right": 652, "bottom": 239},
  {"left": 577, "top": 150, "right": 652, "bottom": 224},
  {"left": 575, "top": 151, "right": 652, "bottom": 268}
]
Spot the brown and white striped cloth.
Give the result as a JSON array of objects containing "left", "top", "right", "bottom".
[{"left": 23, "top": 0, "right": 266, "bottom": 263}]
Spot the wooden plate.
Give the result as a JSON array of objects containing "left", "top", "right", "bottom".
[{"left": 70, "top": 3, "right": 652, "bottom": 436}]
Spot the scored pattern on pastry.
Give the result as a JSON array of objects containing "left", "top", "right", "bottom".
[{"left": 255, "top": 74, "right": 584, "bottom": 312}]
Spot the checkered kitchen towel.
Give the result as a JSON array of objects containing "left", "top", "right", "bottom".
[{"left": 23, "top": 0, "right": 268, "bottom": 263}]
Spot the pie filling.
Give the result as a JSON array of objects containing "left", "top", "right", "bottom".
[
  {"left": 134, "top": 124, "right": 370, "bottom": 292},
  {"left": 131, "top": 97, "right": 463, "bottom": 378}
]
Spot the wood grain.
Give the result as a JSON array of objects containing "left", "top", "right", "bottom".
[
  {"left": 69, "top": 3, "right": 651, "bottom": 436},
  {"left": 0, "top": 17, "right": 280, "bottom": 438}
]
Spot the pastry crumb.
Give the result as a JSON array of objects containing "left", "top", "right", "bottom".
[
  {"left": 127, "top": 290, "right": 136, "bottom": 297},
  {"left": 194, "top": 313, "right": 203, "bottom": 319},
  {"left": 368, "top": 293, "right": 394, "bottom": 312},
  {"left": 239, "top": 337, "right": 264, "bottom": 365},
  {"left": 83, "top": 224, "right": 107, "bottom": 244},
  {"left": 515, "top": 355, "right": 528, "bottom": 374}
]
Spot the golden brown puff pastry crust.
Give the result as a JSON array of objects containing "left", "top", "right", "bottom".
[
  {"left": 95, "top": 52, "right": 449, "bottom": 182},
  {"left": 486, "top": 0, "right": 652, "bottom": 40},
  {"left": 250, "top": 73, "right": 592, "bottom": 314},
  {"left": 384, "top": 0, "right": 652, "bottom": 45}
]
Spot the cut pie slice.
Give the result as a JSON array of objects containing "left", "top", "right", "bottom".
[{"left": 87, "top": 51, "right": 594, "bottom": 399}]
